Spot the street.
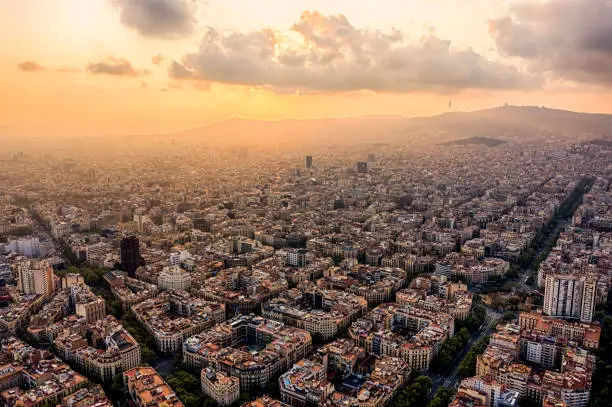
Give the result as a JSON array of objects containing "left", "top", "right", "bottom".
[
  {"left": 426, "top": 307, "right": 502, "bottom": 400},
  {"left": 517, "top": 218, "right": 569, "bottom": 293}
]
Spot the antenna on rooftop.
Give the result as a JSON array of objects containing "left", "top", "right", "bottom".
[{"left": 449, "top": 98, "right": 452, "bottom": 113}]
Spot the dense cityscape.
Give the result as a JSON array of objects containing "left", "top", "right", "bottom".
[
  {"left": 3, "top": 1, "right": 612, "bottom": 406},
  {"left": 0, "top": 135, "right": 610, "bottom": 407}
]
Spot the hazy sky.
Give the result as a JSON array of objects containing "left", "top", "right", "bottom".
[{"left": 2, "top": 0, "right": 612, "bottom": 136}]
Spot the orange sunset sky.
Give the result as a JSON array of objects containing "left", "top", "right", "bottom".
[{"left": 2, "top": 0, "right": 612, "bottom": 136}]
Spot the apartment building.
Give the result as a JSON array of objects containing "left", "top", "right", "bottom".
[
  {"left": 518, "top": 312, "right": 600, "bottom": 349},
  {"left": 59, "top": 384, "right": 111, "bottom": 407},
  {"left": 349, "top": 303, "right": 454, "bottom": 371},
  {"left": 201, "top": 368, "right": 240, "bottom": 406},
  {"left": 123, "top": 367, "right": 184, "bottom": 407},
  {"left": 0, "top": 338, "right": 88, "bottom": 407},
  {"left": 262, "top": 288, "right": 368, "bottom": 341},
  {"left": 53, "top": 316, "right": 141, "bottom": 382},
  {"left": 17, "top": 260, "right": 55, "bottom": 298},
  {"left": 131, "top": 291, "right": 225, "bottom": 353},
  {"left": 543, "top": 274, "right": 598, "bottom": 323},
  {"left": 183, "top": 315, "right": 312, "bottom": 391},
  {"left": 70, "top": 283, "right": 105, "bottom": 324},
  {"left": 158, "top": 265, "right": 192, "bottom": 291},
  {"left": 279, "top": 356, "right": 409, "bottom": 407}
]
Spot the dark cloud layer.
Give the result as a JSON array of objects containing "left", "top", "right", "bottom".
[
  {"left": 17, "top": 61, "right": 44, "bottom": 72},
  {"left": 86, "top": 58, "right": 147, "bottom": 76},
  {"left": 169, "top": 11, "right": 536, "bottom": 93},
  {"left": 112, "top": 0, "right": 196, "bottom": 39},
  {"left": 490, "top": 0, "right": 612, "bottom": 86}
]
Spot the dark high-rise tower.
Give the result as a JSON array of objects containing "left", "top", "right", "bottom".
[
  {"left": 120, "top": 235, "right": 144, "bottom": 278},
  {"left": 305, "top": 155, "right": 313, "bottom": 169},
  {"left": 357, "top": 161, "right": 368, "bottom": 174}
]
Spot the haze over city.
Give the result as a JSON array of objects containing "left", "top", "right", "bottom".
[{"left": 1, "top": 2, "right": 612, "bottom": 407}]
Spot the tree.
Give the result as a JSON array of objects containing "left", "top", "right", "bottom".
[
  {"left": 491, "top": 296, "right": 506, "bottom": 310},
  {"left": 590, "top": 316, "right": 612, "bottom": 407},
  {"left": 457, "top": 327, "right": 471, "bottom": 343},
  {"left": 266, "top": 379, "right": 280, "bottom": 399},
  {"left": 392, "top": 376, "right": 432, "bottom": 407},
  {"left": 165, "top": 369, "right": 218, "bottom": 407},
  {"left": 456, "top": 305, "right": 486, "bottom": 334},
  {"left": 502, "top": 312, "right": 515, "bottom": 322},
  {"left": 311, "top": 332, "right": 326, "bottom": 346},
  {"left": 141, "top": 345, "right": 156, "bottom": 364},
  {"left": 458, "top": 336, "right": 489, "bottom": 378},
  {"left": 506, "top": 265, "right": 520, "bottom": 278},
  {"left": 427, "top": 387, "right": 456, "bottom": 407},
  {"left": 103, "top": 374, "right": 126, "bottom": 405},
  {"left": 106, "top": 299, "right": 124, "bottom": 319},
  {"left": 431, "top": 331, "right": 471, "bottom": 374},
  {"left": 473, "top": 305, "right": 486, "bottom": 321},
  {"left": 415, "top": 376, "right": 432, "bottom": 389},
  {"left": 518, "top": 396, "right": 540, "bottom": 407}
]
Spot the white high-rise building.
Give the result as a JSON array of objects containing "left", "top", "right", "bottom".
[
  {"left": 543, "top": 274, "right": 598, "bottom": 323},
  {"left": 169, "top": 252, "right": 181, "bottom": 267},
  {"left": 2, "top": 237, "right": 53, "bottom": 258},
  {"left": 580, "top": 276, "right": 597, "bottom": 323},
  {"left": 18, "top": 260, "right": 55, "bottom": 298},
  {"left": 285, "top": 249, "right": 314, "bottom": 267}
]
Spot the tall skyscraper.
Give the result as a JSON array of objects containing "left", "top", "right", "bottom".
[
  {"left": 121, "top": 235, "right": 144, "bottom": 278},
  {"left": 357, "top": 161, "right": 368, "bottom": 173},
  {"left": 580, "top": 276, "right": 597, "bottom": 323},
  {"left": 543, "top": 274, "right": 598, "bottom": 323},
  {"left": 305, "top": 155, "right": 313, "bottom": 169},
  {"left": 18, "top": 260, "right": 54, "bottom": 298}
]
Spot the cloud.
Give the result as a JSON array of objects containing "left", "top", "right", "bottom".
[
  {"left": 192, "top": 81, "right": 212, "bottom": 91},
  {"left": 169, "top": 11, "right": 537, "bottom": 94},
  {"left": 168, "top": 60, "right": 195, "bottom": 78},
  {"left": 152, "top": 54, "right": 165, "bottom": 65},
  {"left": 17, "top": 61, "right": 44, "bottom": 72},
  {"left": 86, "top": 58, "right": 148, "bottom": 76},
  {"left": 112, "top": 0, "right": 197, "bottom": 39},
  {"left": 489, "top": 0, "right": 612, "bottom": 86}
]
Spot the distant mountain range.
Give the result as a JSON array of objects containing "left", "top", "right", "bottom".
[{"left": 157, "top": 105, "right": 612, "bottom": 146}]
